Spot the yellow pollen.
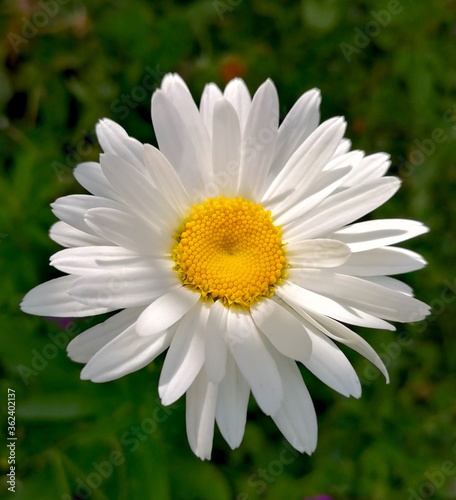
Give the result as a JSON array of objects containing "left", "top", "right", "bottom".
[{"left": 172, "top": 196, "right": 287, "bottom": 308}]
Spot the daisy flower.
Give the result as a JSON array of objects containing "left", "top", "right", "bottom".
[{"left": 21, "top": 74, "right": 430, "bottom": 459}]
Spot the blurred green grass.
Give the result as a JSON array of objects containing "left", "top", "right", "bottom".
[{"left": 1, "top": 0, "right": 455, "bottom": 499}]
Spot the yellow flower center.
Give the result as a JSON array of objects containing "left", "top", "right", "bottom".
[{"left": 172, "top": 196, "right": 286, "bottom": 308}]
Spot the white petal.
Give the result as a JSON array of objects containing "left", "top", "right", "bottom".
[
  {"left": 303, "top": 328, "right": 362, "bottom": 398},
  {"left": 289, "top": 269, "right": 430, "bottom": 322},
  {"left": 100, "top": 153, "right": 179, "bottom": 229},
  {"left": 161, "top": 74, "right": 212, "bottom": 169},
  {"left": 95, "top": 119, "right": 145, "bottom": 173},
  {"left": 211, "top": 99, "right": 241, "bottom": 197},
  {"left": 136, "top": 286, "right": 200, "bottom": 337},
  {"left": 49, "top": 221, "right": 109, "bottom": 248},
  {"left": 159, "top": 301, "right": 209, "bottom": 405},
  {"left": 226, "top": 308, "right": 283, "bottom": 415},
  {"left": 268, "top": 348, "right": 318, "bottom": 453},
  {"left": 67, "top": 307, "right": 145, "bottom": 363},
  {"left": 262, "top": 117, "right": 346, "bottom": 207},
  {"left": 334, "top": 138, "right": 352, "bottom": 156},
  {"left": 143, "top": 144, "right": 191, "bottom": 217},
  {"left": 204, "top": 300, "right": 228, "bottom": 384},
  {"left": 323, "top": 149, "right": 364, "bottom": 173},
  {"left": 286, "top": 177, "right": 401, "bottom": 242},
  {"left": 268, "top": 88, "right": 321, "bottom": 181},
  {"left": 277, "top": 281, "right": 395, "bottom": 330},
  {"left": 20, "top": 276, "right": 111, "bottom": 317},
  {"left": 51, "top": 195, "right": 124, "bottom": 235},
  {"left": 186, "top": 370, "right": 218, "bottom": 460},
  {"left": 271, "top": 166, "right": 352, "bottom": 225},
  {"left": 337, "top": 246, "right": 427, "bottom": 276},
  {"left": 250, "top": 299, "right": 312, "bottom": 363},
  {"left": 300, "top": 309, "right": 389, "bottom": 382},
  {"left": 328, "top": 219, "right": 429, "bottom": 252},
  {"left": 216, "top": 353, "right": 250, "bottom": 449},
  {"left": 162, "top": 74, "right": 210, "bottom": 143},
  {"left": 68, "top": 263, "right": 180, "bottom": 309},
  {"left": 365, "top": 276, "right": 414, "bottom": 295},
  {"left": 200, "top": 82, "right": 223, "bottom": 136},
  {"left": 84, "top": 206, "right": 168, "bottom": 257},
  {"left": 73, "top": 161, "right": 120, "bottom": 201},
  {"left": 237, "top": 79, "right": 279, "bottom": 200},
  {"left": 152, "top": 89, "right": 209, "bottom": 196},
  {"left": 81, "top": 325, "right": 173, "bottom": 383},
  {"left": 340, "top": 152, "right": 391, "bottom": 187},
  {"left": 223, "top": 78, "right": 252, "bottom": 129},
  {"left": 286, "top": 239, "right": 351, "bottom": 268},
  {"left": 50, "top": 245, "right": 157, "bottom": 275}
]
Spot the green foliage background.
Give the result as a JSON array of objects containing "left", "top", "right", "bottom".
[{"left": 1, "top": 0, "right": 455, "bottom": 499}]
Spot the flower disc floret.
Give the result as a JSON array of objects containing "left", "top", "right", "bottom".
[{"left": 173, "top": 196, "right": 286, "bottom": 307}]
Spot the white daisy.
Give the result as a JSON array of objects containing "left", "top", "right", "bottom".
[{"left": 21, "top": 73, "right": 430, "bottom": 459}]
